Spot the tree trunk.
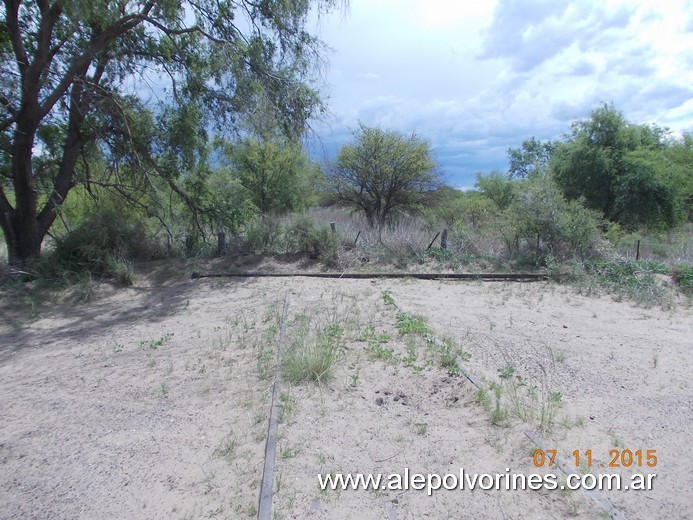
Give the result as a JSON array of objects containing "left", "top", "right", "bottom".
[{"left": 3, "top": 213, "right": 42, "bottom": 269}]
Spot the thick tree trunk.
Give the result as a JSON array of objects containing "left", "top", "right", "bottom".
[
  {"left": 6, "top": 111, "right": 43, "bottom": 268},
  {"left": 3, "top": 213, "right": 42, "bottom": 269}
]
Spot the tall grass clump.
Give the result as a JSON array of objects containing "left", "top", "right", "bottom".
[{"left": 282, "top": 321, "right": 344, "bottom": 384}]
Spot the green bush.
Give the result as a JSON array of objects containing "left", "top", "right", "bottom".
[
  {"left": 673, "top": 264, "right": 693, "bottom": 291},
  {"left": 243, "top": 215, "right": 283, "bottom": 253},
  {"left": 506, "top": 180, "right": 604, "bottom": 265},
  {"left": 245, "top": 214, "right": 341, "bottom": 267},
  {"left": 46, "top": 205, "right": 162, "bottom": 284}
]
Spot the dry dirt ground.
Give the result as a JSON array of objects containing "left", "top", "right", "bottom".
[{"left": 0, "top": 262, "right": 691, "bottom": 520}]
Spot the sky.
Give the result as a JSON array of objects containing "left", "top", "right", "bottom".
[{"left": 307, "top": 0, "right": 693, "bottom": 188}]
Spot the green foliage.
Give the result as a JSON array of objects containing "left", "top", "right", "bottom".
[
  {"left": 221, "top": 137, "right": 320, "bottom": 214},
  {"left": 1, "top": 0, "right": 343, "bottom": 265},
  {"left": 672, "top": 265, "right": 693, "bottom": 292},
  {"left": 507, "top": 179, "right": 604, "bottom": 263},
  {"left": 396, "top": 313, "right": 430, "bottom": 336},
  {"left": 508, "top": 137, "right": 556, "bottom": 179},
  {"left": 581, "top": 259, "right": 672, "bottom": 306},
  {"left": 475, "top": 171, "right": 515, "bottom": 210},
  {"left": 326, "top": 124, "right": 441, "bottom": 228},
  {"left": 382, "top": 290, "right": 395, "bottom": 306},
  {"left": 45, "top": 204, "right": 162, "bottom": 284},
  {"left": 243, "top": 214, "right": 341, "bottom": 267},
  {"left": 551, "top": 103, "right": 685, "bottom": 231},
  {"left": 205, "top": 170, "right": 259, "bottom": 233},
  {"left": 361, "top": 325, "right": 395, "bottom": 362}
]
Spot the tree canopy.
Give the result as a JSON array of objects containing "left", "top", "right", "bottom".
[
  {"left": 0, "top": 0, "right": 343, "bottom": 266},
  {"left": 326, "top": 124, "right": 441, "bottom": 228},
  {"left": 551, "top": 103, "right": 688, "bottom": 230}
]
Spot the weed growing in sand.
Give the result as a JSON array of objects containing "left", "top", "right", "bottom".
[
  {"left": 475, "top": 387, "right": 492, "bottom": 410},
  {"left": 279, "top": 392, "right": 297, "bottom": 424},
  {"left": 382, "top": 290, "right": 395, "bottom": 307},
  {"left": 140, "top": 332, "right": 174, "bottom": 350},
  {"left": 490, "top": 396, "right": 508, "bottom": 426},
  {"left": 497, "top": 365, "right": 515, "bottom": 380},
  {"left": 216, "top": 434, "right": 238, "bottom": 464},
  {"left": 396, "top": 312, "right": 430, "bottom": 336},
  {"left": 280, "top": 445, "right": 302, "bottom": 459},
  {"left": 282, "top": 319, "right": 344, "bottom": 384},
  {"left": 361, "top": 325, "right": 395, "bottom": 363},
  {"left": 438, "top": 337, "right": 471, "bottom": 369}
]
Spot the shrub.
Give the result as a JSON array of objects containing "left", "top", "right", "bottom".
[
  {"left": 506, "top": 180, "right": 604, "bottom": 264},
  {"left": 46, "top": 205, "right": 161, "bottom": 284},
  {"left": 672, "top": 264, "right": 693, "bottom": 292}
]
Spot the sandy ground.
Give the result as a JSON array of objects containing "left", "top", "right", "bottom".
[{"left": 0, "top": 264, "right": 691, "bottom": 519}]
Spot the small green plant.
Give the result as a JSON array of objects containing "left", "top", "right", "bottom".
[
  {"left": 555, "top": 351, "right": 566, "bottom": 363},
  {"left": 414, "top": 423, "right": 428, "bottom": 436},
  {"left": 396, "top": 312, "right": 429, "bottom": 336},
  {"left": 475, "top": 387, "right": 491, "bottom": 410},
  {"left": 141, "top": 332, "right": 174, "bottom": 350},
  {"left": 362, "top": 325, "right": 395, "bottom": 362},
  {"left": 428, "top": 246, "right": 452, "bottom": 262},
  {"left": 280, "top": 445, "right": 302, "bottom": 459},
  {"left": 279, "top": 392, "right": 297, "bottom": 423},
  {"left": 216, "top": 434, "right": 238, "bottom": 463},
  {"left": 438, "top": 337, "right": 471, "bottom": 369},
  {"left": 490, "top": 399, "right": 508, "bottom": 426},
  {"left": 350, "top": 372, "right": 361, "bottom": 387},
  {"left": 382, "top": 290, "right": 395, "bottom": 306},
  {"left": 497, "top": 365, "right": 515, "bottom": 380}
]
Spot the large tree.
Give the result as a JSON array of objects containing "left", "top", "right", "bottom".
[
  {"left": 551, "top": 103, "right": 685, "bottom": 230},
  {"left": 326, "top": 124, "right": 441, "bottom": 228},
  {"left": 0, "top": 0, "right": 342, "bottom": 267}
]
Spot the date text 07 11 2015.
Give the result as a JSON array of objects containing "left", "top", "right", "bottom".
[{"left": 533, "top": 449, "right": 657, "bottom": 469}]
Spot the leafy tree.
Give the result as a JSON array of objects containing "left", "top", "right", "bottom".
[
  {"left": 326, "top": 124, "right": 441, "bottom": 228},
  {"left": 551, "top": 103, "right": 684, "bottom": 230},
  {"left": 507, "top": 137, "right": 556, "bottom": 179},
  {"left": 0, "top": 0, "right": 342, "bottom": 267},
  {"left": 221, "top": 136, "right": 319, "bottom": 214},
  {"left": 475, "top": 170, "right": 515, "bottom": 210}
]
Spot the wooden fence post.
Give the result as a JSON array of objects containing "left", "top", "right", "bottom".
[
  {"left": 217, "top": 232, "right": 227, "bottom": 256},
  {"left": 636, "top": 240, "right": 640, "bottom": 261},
  {"left": 330, "top": 222, "right": 336, "bottom": 233},
  {"left": 441, "top": 228, "right": 448, "bottom": 250}
]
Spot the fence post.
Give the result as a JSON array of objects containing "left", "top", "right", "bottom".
[
  {"left": 217, "top": 232, "right": 227, "bottom": 256},
  {"left": 636, "top": 240, "right": 640, "bottom": 261},
  {"left": 330, "top": 222, "right": 336, "bottom": 233},
  {"left": 441, "top": 228, "right": 448, "bottom": 250}
]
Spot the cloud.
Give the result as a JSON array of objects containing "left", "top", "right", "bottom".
[
  {"left": 479, "top": 0, "right": 637, "bottom": 72},
  {"left": 310, "top": 0, "right": 693, "bottom": 187},
  {"left": 355, "top": 72, "right": 380, "bottom": 80}
]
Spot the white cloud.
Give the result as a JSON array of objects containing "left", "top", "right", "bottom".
[{"left": 310, "top": 0, "right": 693, "bottom": 185}]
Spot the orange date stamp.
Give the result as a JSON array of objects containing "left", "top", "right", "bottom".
[{"left": 533, "top": 449, "right": 658, "bottom": 469}]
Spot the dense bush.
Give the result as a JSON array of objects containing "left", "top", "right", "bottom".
[
  {"left": 243, "top": 214, "right": 341, "bottom": 267},
  {"left": 46, "top": 205, "right": 164, "bottom": 284},
  {"left": 508, "top": 180, "right": 604, "bottom": 264}
]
